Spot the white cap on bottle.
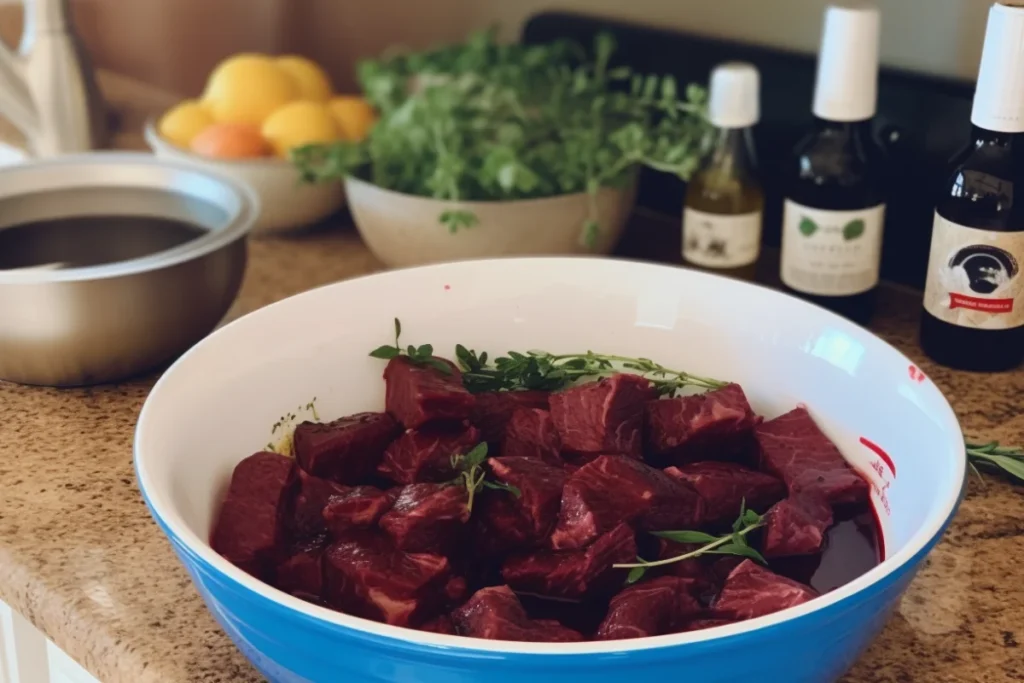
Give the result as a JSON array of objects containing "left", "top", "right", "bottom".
[
  {"left": 971, "top": 2, "right": 1024, "bottom": 132},
  {"left": 812, "top": 3, "right": 881, "bottom": 122},
  {"left": 707, "top": 62, "right": 761, "bottom": 129}
]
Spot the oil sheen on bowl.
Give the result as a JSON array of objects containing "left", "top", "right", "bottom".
[{"left": 134, "top": 259, "right": 965, "bottom": 683}]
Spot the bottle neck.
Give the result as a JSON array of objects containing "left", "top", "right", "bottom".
[
  {"left": 703, "top": 126, "right": 757, "bottom": 176},
  {"left": 968, "top": 125, "right": 1024, "bottom": 150}
]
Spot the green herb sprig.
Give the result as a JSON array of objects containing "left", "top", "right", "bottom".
[
  {"left": 615, "top": 504, "right": 766, "bottom": 585},
  {"left": 369, "top": 318, "right": 453, "bottom": 375},
  {"left": 455, "top": 345, "right": 725, "bottom": 396},
  {"left": 449, "top": 442, "right": 520, "bottom": 513},
  {"left": 966, "top": 440, "right": 1024, "bottom": 484}
]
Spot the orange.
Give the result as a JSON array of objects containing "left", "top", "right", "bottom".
[{"left": 190, "top": 123, "right": 271, "bottom": 159}]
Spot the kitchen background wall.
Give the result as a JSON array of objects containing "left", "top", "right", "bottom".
[{"left": 0, "top": 0, "right": 996, "bottom": 97}]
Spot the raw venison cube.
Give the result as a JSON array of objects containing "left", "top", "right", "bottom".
[
  {"left": 419, "top": 614, "right": 457, "bottom": 635},
  {"left": 502, "top": 408, "right": 562, "bottom": 465},
  {"left": 377, "top": 424, "right": 481, "bottom": 485},
  {"left": 656, "top": 539, "right": 711, "bottom": 582},
  {"left": 322, "top": 486, "right": 394, "bottom": 540},
  {"left": 549, "top": 374, "right": 655, "bottom": 458},
  {"left": 384, "top": 356, "right": 475, "bottom": 428},
  {"left": 323, "top": 536, "right": 451, "bottom": 627},
  {"left": 286, "top": 468, "right": 349, "bottom": 540},
  {"left": 762, "top": 492, "right": 834, "bottom": 558},
  {"left": 755, "top": 407, "right": 869, "bottom": 506},
  {"left": 596, "top": 576, "right": 702, "bottom": 640},
  {"left": 664, "top": 462, "right": 786, "bottom": 525},
  {"left": 211, "top": 452, "right": 293, "bottom": 578},
  {"left": 293, "top": 412, "right": 400, "bottom": 484},
  {"left": 501, "top": 523, "right": 636, "bottom": 601},
  {"left": 470, "top": 391, "right": 551, "bottom": 447},
  {"left": 684, "top": 617, "right": 735, "bottom": 632},
  {"left": 379, "top": 483, "right": 470, "bottom": 553},
  {"left": 549, "top": 455, "right": 705, "bottom": 550},
  {"left": 274, "top": 536, "right": 326, "bottom": 603},
  {"left": 487, "top": 457, "right": 568, "bottom": 546},
  {"left": 452, "top": 585, "right": 584, "bottom": 642},
  {"left": 645, "top": 383, "right": 761, "bottom": 463},
  {"left": 713, "top": 560, "right": 818, "bottom": 621}
]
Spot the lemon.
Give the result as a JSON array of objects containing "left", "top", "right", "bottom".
[
  {"left": 328, "top": 96, "right": 377, "bottom": 141},
  {"left": 261, "top": 101, "right": 340, "bottom": 158},
  {"left": 275, "top": 56, "right": 333, "bottom": 102},
  {"left": 157, "top": 100, "right": 214, "bottom": 148},
  {"left": 202, "top": 54, "right": 297, "bottom": 126}
]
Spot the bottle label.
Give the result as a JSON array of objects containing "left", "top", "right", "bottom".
[
  {"left": 683, "top": 208, "right": 762, "bottom": 268},
  {"left": 781, "top": 200, "right": 886, "bottom": 296},
  {"left": 923, "top": 213, "right": 1024, "bottom": 330}
]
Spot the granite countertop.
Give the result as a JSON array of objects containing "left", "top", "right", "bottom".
[{"left": 0, "top": 73, "right": 1022, "bottom": 683}]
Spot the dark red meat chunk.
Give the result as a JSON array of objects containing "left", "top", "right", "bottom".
[
  {"left": 287, "top": 468, "right": 349, "bottom": 539},
  {"left": 549, "top": 374, "right": 656, "bottom": 458},
  {"left": 211, "top": 452, "right": 293, "bottom": 578},
  {"left": 656, "top": 539, "right": 710, "bottom": 582},
  {"left": 384, "top": 356, "right": 474, "bottom": 429},
  {"left": 762, "top": 492, "right": 834, "bottom": 558},
  {"left": 502, "top": 408, "right": 562, "bottom": 465},
  {"left": 322, "top": 486, "right": 394, "bottom": 540},
  {"left": 419, "top": 614, "right": 457, "bottom": 635},
  {"left": 275, "top": 536, "right": 326, "bottom": 603},
  {"left": 379, "top": 483, "right": 470, "bottom": 553},
  {"left": 293, "top": 412, "right": 400, "bottom": 484},
  {"left": 377, "top": 424, "right": 481, "bottom": 485},
  {"left": 645, "top": 383, "right": 761, "bottom": 463},
  {"left": 596, "top": 576, "right": 702, "bottom": 640},
  {"left": 755, "top": 407, "right": 869, "bottom": 506},
  {"left": 323, "top": 536, "right": 451, "bottom": 627},
  {"left": 451, "top": 586, "right": 584, "bottom": 642},
  {"left": 684, "top": 617, "right": 736, "bottom": 632},
  {"left": 486, "top": 457, "right": 568, "bottom": 547},
  {"left": 470, "top": 391, "right": 550, "bottom": 446},
  {"left": 664, "top": 462, "right": 786, "bottom": 525},
  {"left": 713, "top": 560, "right": 818, "bottom": 621},
  {"left": 502, "top": 523, "right": 636, "bottom": 600},
  {"left": 549, "top": 455, "right": 705, "bottom": 550}
]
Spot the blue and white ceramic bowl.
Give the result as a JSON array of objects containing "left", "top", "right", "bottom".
[{"left": 134, "top": 258, "right": 966, "bottom": 683}]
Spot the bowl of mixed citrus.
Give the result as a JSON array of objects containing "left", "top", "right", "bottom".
[{"left": 146, "top": 53, "right": 376, "bottom": 235}]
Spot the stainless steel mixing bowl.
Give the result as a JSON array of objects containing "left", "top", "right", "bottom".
[{"left": 0, "top": 152, "right": 258, "bottom": 386}]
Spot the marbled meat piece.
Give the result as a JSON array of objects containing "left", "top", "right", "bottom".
[
  {"left": 487, "top": 457, "right": 568, "bottom": 546},
  {"left": 379, "top": 483, "right": 470, "bottom": 553},
  {"left": 419, "top": 614, "right": 457, "bottom": 635},
  {"left": 596, "top": 576, "right": 702, "bottom": 640},
  {"left": 287, "top": 468, "right": 349, "bottom": 539},
  {"left": 211, "top": 452, "right": 293, "bottom": 578},
  {"left": 470, "top": 391, "right": 550, "bottom": 447},
  {"left": 762, "top": 492, "right": 834, "bottom": 558},
  {"left": 502, "top": 523, "right": 636, "bottom": 600},
  {"left": 664, "top": 462, "right": 786, "bottom": 525},
  {"left": 322, "top": 486, "right": 394, "bottom": 540},
  {"left": 377, "top": 424, "right": 481, "bottom": 485},
  {"left": 502, "top": 408, "right": 562, "bottom": 465},
  {"left": 656, "top": 539, "right": 710, "bottom": 582},
  {"left": 549, "top": 455, "right": 705, "bottom": 550},
  {"left": 451, "top": 585, "right": 584, "bottom": 642},
  {"left": 549, "top": 374, "right": 656, "bottom": 458},
  {"left": 274, "top": 536, "right": 326, "bottom": 603},
  {"left": 293, "top": 411, "right": 400, "bottom": 484},
  {"left": 713, "top": 560, "right": 818, "bottom": 621},
  {"left": 644, "top": 383, "right": 760, "bottom": 463},
  {"left": 384, "top": 356, "right": 475, "bottom": 429},
  {"left": 323, "top": 536, "right": 451, "bottom": 627},
  {"left": 755, "top": 407, "right": 869, "bottom": 506}
]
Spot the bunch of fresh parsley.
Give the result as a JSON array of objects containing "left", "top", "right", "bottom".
[{"left": 292, "top": 28, "right": 709, "bottom": 245}]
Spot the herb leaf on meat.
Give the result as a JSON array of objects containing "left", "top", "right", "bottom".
[
  {"left": 449, "top": 442, "right": 521, "bottom": 513},
  {"left": 966, "top": 440, "right": 1024, "bottom": 484},
  {"left": 369, "top": 318, "right": 452, "bottom": 374}
]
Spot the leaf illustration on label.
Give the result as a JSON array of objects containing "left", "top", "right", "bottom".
[
  {"left": 843, "top": 219, "right": 866, "bottom": 241},
  {"left": 799, "top": 217, "right": 818, "bottom": 237}
]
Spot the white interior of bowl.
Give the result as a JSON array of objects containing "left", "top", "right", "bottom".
[{"left": 135, "top": 258, "right": 964, "bottom": 654}]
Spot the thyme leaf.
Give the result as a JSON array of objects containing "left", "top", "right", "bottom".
[
  {"left": 449, "top": 442, "right": 521, "bottom": 513},
  {"left": 368, "top": 318, "right": 452, "bottom": 374},
  {"left": 966, "top": 440, "right": 1024, "bottom": 484}
]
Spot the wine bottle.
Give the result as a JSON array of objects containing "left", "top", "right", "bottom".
[
  {"left": 779, "top": 3, "right": 886, "bottom": 324},
  {"left": 683, "top": 62, "right": 763, "bottom": 280},
  {"left": 920, "top": 2, "right": 1024, "bottom": 371}
]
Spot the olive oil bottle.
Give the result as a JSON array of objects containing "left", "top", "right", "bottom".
[
  {"left": 683, "top": 62, "right": 763, "bottom": 281},
  {"left": 779, "top": 3, "right": 887, "bottom": 324}
]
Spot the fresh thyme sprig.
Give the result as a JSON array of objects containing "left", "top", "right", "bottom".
[
  {"left": 615, "top": 503, "right": 766, "bottom": 585},
  {"left": 449, "top": 443, "right": 520, "bottom": 513},
  {"left": 455, "top": 346, "right": 726, "bottom": 396},
  {"left": 369, "top": 318, "right": 453, "bottom": 375},
  {"left": 966, "top": 440, "right": 1024, "bottom": 484}
]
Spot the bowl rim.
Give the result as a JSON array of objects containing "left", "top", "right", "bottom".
[
  {"left": 144, "top": 118, "right": 295, "bottom": 169},
  {"left": 134, "top": 257, "right": 967, "bottom": 656}
]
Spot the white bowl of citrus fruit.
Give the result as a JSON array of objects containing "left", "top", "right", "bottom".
[{"left": 146, "top": 54, "right": 376, "bottom": 235}]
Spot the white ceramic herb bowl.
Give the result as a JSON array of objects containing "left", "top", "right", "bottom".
[
  {"left": 145, "top": 121, "right": 345, "bottom": 236},
  {"left": 344, "top": 175, "right": 637, "bottom": 267}
]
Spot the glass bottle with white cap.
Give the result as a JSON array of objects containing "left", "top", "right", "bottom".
[
  {"left": 920, "top": 1, "right": 1024, "bottom": 371},
  {"left": 682, "top": 61, "right": 763, "bottom": 281},
  {"left": 779, "top": 2, "right": 887, "bottom": 324}
]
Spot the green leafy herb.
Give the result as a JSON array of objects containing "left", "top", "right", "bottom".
[
  {"left": 454, "top": 345, "right": 726, "bottom": 396},
  {"left": 615, "top": 505, "right": 766, "bottom": 584},
  {"left": 966, "top": 440, "right": 1024, "bottom": 484},
  {"left": 292, "top": 28, "right": 709, "bottom": 247},
  {"left": 449, "top": 442, "right": 521, "bottom": 513},
  {"left": 369, "top": 317, "right": 452, "bottom": 374}
]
